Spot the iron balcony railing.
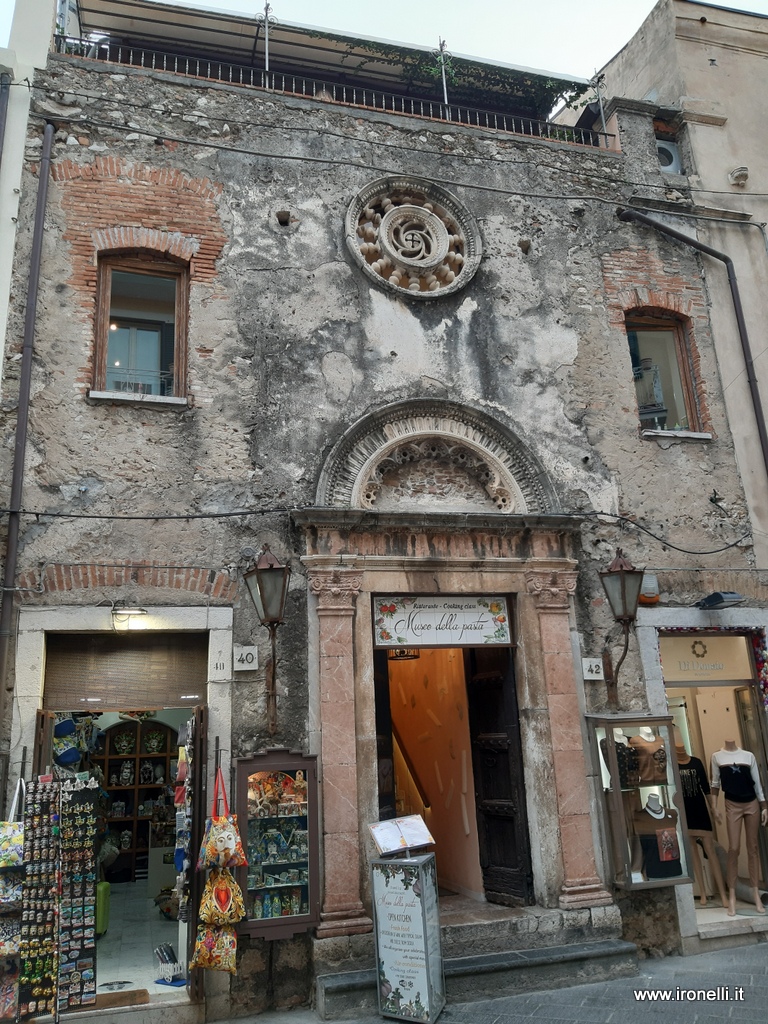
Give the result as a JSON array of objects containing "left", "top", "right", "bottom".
[{"left": 54, "top": 35, "right": 613, "bottom": 150}]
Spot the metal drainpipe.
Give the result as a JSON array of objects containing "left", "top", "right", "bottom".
[
  {"left": 617, "top": 206, "right": 768, "bottom": 486},
  {"left": 0, "top": 122, "right": 55, "bottom": 764},
  {"left": 0, "top": 73, "right": 12, "bottom": 175}
]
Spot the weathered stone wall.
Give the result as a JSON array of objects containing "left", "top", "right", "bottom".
[{"left": 0, "top": 52, "right": 759, "bottom": 1009}]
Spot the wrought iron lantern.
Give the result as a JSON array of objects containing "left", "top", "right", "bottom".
[{"left": 243, "top": 544, "right": 291, "bottom": 735}]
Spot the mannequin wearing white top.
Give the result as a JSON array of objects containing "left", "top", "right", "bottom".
[{"left": 710, "top": 739, "right": 768, "bottom": 916}]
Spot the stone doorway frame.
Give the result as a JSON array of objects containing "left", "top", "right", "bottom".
[{"left": 294, "top": 510, "right": 613, "bottom": 939}]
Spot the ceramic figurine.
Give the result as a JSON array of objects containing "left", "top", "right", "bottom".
[
  {"left": 140, "top": 760, "right": 154, "bottom": 784},
  {"left": 119, "top": 761, "right": 134, "bottom": 786}
]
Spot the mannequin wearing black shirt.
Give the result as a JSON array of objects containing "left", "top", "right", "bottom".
[
  {"left": 676, "top": 744, "right": 727, "bottom": 907},
  {"left": 710, "top": 739, "right": 768, "bottom": 916}
]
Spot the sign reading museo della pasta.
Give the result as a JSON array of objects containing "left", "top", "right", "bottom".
[{"left": 373, "top": 595, "right": 511, "bottom": 648}]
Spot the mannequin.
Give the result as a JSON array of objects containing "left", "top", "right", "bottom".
[
  {"left": 629, "top": 727, "right": 668, "bottom": 785},
  {"left": 676, "top": 742, "right": 727, "bottom": 908},
  {"left": 710, "top": 740, "right": 768, "bottom": 916},
  {"left": 631, "top": 794, "right": 682, "bottom": 879},
  {"left": 600, "top": 728, "right": 641, "bottom": 789}
]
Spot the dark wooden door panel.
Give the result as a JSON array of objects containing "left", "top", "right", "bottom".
[{"left": 466, "top": 647, "right": 533, "bottom": 906}]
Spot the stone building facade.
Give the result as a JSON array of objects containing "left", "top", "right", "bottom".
[{"left": 2, "top": 1, "right": 767, "bottom": 1019}]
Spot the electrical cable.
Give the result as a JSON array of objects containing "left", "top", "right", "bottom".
[
  {"left": 21, "top": 82, "right": 768, "bottom": 200},
  {"left": 0, "top": 503, "right": 751, "bottom": 555}
]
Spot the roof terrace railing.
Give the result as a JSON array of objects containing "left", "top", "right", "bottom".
[{"left": 54, "top": 35, "right": 613, "bottom": 150}]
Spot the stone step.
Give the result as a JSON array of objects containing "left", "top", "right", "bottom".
[
  {"left": 316, "top": 938, "right": 639, "bottom": 1020},
  {"left": 437, "top": 904, "right": 623, "bottom": 959},
  {"left": 63, "top": 994, "right": 203, "bottom": 1024}
]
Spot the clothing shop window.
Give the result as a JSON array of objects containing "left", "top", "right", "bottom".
[
  {"left": 94, "top": 255, "right": 188, "bottom": 399},
  {"left": 625, "top": 314, "right": 700, "bottom": 433}
]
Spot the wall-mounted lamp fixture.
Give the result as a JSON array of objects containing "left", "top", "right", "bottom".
[
  {"left": 111, "top": 603, "right": 148, "bottom": 630},
  {"left": 599, "top": 548, "right": 644, "bottom": 707},
  {"left": 243, "top": 544, "right": 291, "bottom": 736},
  {"left": 387, "top": 648, "right": 420, "bottom": 662},
  {"left": 638, "top": 572, "right": 660, "bottom": 605},
  {"left": 695, "top": 591, "right": 745, "bottom": 610}
]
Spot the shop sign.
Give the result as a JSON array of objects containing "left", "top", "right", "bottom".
[
  {"left": 372, "top": 854, "right": 445, "bottom": 1023},
  {"left": 660, "top": 635, "right": 753, "bottom": 683},
  {"left": 373, "top": 595, "right": 511, "bottom": 648}
]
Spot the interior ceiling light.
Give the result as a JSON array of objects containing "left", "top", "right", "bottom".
[{"left": 387, "top": 648, "right": 420, "bottom": 661}]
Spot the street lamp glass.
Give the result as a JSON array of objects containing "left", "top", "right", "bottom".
[
  {"left": 599, "top": 549, "right": 644, "bottom": 623},
  {"left": 243, "top": 563, "right": 290, "bottom": 624}
]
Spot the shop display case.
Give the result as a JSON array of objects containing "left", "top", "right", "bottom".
[
  {"left": 92, "top": 721, "right": 175, "bottom": 882},
  {"left": 235, "top": 749, "right": 319, "bottom": 939},
  {"left": 586, "top": 715, "right": 693, "bottom": 890}
]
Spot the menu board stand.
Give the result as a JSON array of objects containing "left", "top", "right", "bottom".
[{"left": 371, "top": 852, "right": 445, "bottom": 1023}]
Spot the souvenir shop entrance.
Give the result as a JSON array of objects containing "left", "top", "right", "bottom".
[
  {"left": 660, "top": 632, "right": 768, "bottom": 912},
  {"left": 27, "top": 632, "right": 209, "bottom": 1011}
]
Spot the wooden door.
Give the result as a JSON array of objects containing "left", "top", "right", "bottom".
[
  {"left": 465, "top": 647, "right": 533, "bottom": 906},
  {"left": 735, "top": 685, "right": 768, "bottom": 885},
  {"left": 187, "top": 704, "right": 207, "bottom": 1003}
]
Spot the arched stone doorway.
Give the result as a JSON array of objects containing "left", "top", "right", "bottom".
[{"left": 300, "top": 401, "right": 612, "bottom": 939}]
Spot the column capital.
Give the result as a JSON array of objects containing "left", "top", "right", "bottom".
[
  {"left": 525, "top": 569, "right": 577, "bottom": 609},
  {"left": 307, "top": 567, "right": 364, "bottom": 609}
]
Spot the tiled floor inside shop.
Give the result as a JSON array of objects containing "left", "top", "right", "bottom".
[{"left": 96, "top": 881, "right": 188, "bottom": 1000}]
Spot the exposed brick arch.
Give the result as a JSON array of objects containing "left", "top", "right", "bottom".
[
  {"left": 601, "top": 248, "right": 714, "bottom": 434},
  {"left": 91, "top": 226, "right": 200, "bottom": 263},
  {"left": 15, "top": 562, "right": 238, "bottom": 602},
  {"left": 51, "top": 156, "right": 226, "bottom": 290},
  {"left": 601, "top": 248, "right": 709, "bottom": 331},
  {"left": 50, "top": 156, "right": 228, "bottom": 394},
  {"left": 613, "top": 290, "right": 696, "bottom": 321}
]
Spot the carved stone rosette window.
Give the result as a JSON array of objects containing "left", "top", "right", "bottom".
[{"left": 345, "top": 176, "right": 481, "bottom": 299}]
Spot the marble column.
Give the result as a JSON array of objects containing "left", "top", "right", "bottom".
[
  {"left": 307, "top": 567, "right": 373, "bottom": 937},
  {"left": 525, "top": 569, "right": 613, "bottom": 909}
]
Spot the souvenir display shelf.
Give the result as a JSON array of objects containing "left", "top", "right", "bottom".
[
  {"left": 586, "top": 714, "right": 693, "bottom": 890},
  {"left": 235, "top": 749, "right": 319, "bottom": 939},
  {"left": 91, "top": 721, "right": 175, "bottom": 882}
]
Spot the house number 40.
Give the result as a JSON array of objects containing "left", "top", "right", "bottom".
[{"left": 233, "top": 645, "right": 259, "bottom": 671}]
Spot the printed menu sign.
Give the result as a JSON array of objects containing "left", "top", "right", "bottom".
[
  {"left": 369, "top": 815, "right": 434, "bottom": 856},
  {"left": 372, "top": 856, "right": 444, "bottom": 1023},
  {"left": 373, "top": 595, "right": 511, "bottom": 648}
]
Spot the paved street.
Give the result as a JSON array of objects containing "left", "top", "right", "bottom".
[{"left": 236, "top": 943, "right": 768, "bottom": 1023}]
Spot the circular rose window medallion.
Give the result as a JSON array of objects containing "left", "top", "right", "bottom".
[{"left": 346, "top": 176, "right": 481, "bottom": 299}]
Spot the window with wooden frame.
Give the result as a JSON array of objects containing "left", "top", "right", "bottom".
[
  {"left": 94, "top": 254, "right": 188, "bottom": 399},
  {"left": 625, "top": 313, "right": 701, "bottom": 433}
]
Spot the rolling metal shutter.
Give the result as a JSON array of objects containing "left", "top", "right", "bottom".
[{"left": 43, "top": 633, "right": 208, "bottom": 710}]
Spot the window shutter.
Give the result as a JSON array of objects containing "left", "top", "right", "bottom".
[{"left": 43, "top": 634, "right": 208, "bottom": 710}]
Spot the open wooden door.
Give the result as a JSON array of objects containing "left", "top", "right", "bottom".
[
  {"left": 735, "top": 685, "right": 768, "bottom": 886},
  {"left": 187, "top": 704, "right": 208, "bottom": 1003},
  {"left": 465, "top": 647, "right": 534, "bottom": 906}
]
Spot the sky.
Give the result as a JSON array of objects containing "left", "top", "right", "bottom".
[{"left": 2, "top": 0, "right": 768, "bottom": 78}]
